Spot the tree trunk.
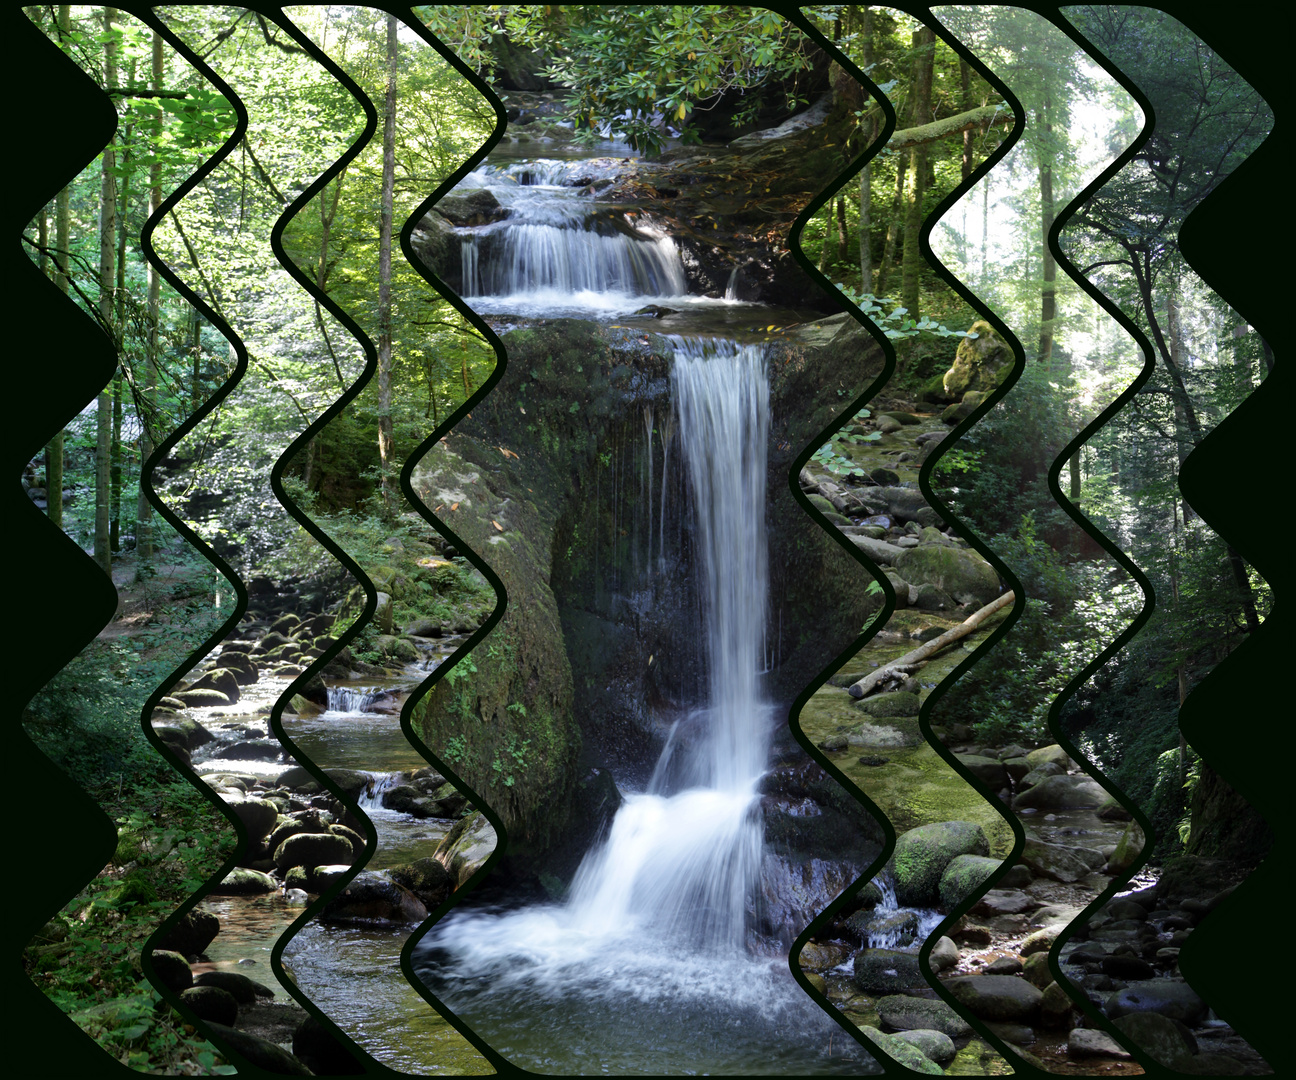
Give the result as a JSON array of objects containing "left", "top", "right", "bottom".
[
  {"left": 960, "top": 59, "right": 974, "bottom": 182},
  {"left": 136, "top": 29, "right": 164, "bottom": 565},
  {"left": 95, "top": 6, "right": 119, "bottom": 578},
  {"left": 900, "top": 28, "right": 935, "bottom": 319},
  {"left": 47, "top": 4, "right": 72, "bottom": 532},
  {"left": 877, "top": 154, "right": 907, "bottom": 297},
  {"left": 817, "top": 199, "right": 834, "bottom": 272},
  {"left": 1037, "top": 94, "right": 1057, "bottom": 364},
  {"left": 858, "top": 5, "right": 873, "bottom": 292},
  {"left": 376, "top": 14, "right": 398, "bottom": 506},
  {"left": 836, "top": 196, "right": 849, "bottom": 264}
]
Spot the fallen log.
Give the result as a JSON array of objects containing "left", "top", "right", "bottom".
[{"left": 847, "top": 590, "right": 1015, "bottom": 699}]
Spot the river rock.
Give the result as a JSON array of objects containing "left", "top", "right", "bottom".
[
  {"left": 876, "top": 994, "right": 973, "bottom": 1038},
  {"left": 293, "top": 1015, "right": 364, "bottom": 1075},
  {"left": 179, "top": 985, "right": 238, "bottom": 1026},
  {"left": 892, "top": 1028, "right": 956, "bottom": 1065},
  {"left": 945, "top": 975, "right": 1043, "bottom": 1022},
  {"left": 1023, "top": 952, "right": 1052, "bottom": 989},
  {"left": 954, "top": 754, "right": 1007, "bottom": 788},
  {"left": 1020, "top": 838, "right": 1092, "bottom": 883},
  {"left": 434, "top": 811, "right": 497, "bottom": 887},
  {"left": 1013, "top": 774, "right": 1106, "bottom": 810},
  {"left": 149, "top": 949, "right": 193, "bottom": 991},
  {"left": 973, "top": 888, "right": 1033, "bottom": 917},
  {"left": 1016, "top": 762, "right": 1063, "bottom": 790},
  {"left": 1025, "top": 745, "right": 1070, "bottom": 771},
  {"left": 173, "top": 688, "right": 231, "bottom": 707},
  {"left": 156, "top": 909, "right": 220, "bottom": 957},
  {"left": 1113, "top": 1012, "right": 1197, "bottom": 1068},
  {"left": 1040, "top": 980, "right": 1075, "bottom": 1026},
  {"left": 274, "top": 832, "right": 355, "bottom": 872},
  {"left": 1105, "top": 980, "right": 1207, "bottom": 1025},
  {"left": 220, "top": 794, "right": 279, "bottom": 841},
  {"left": 857, "top": 1027, "right": 942, "bottom": 1074},
  {"left": 211, "top": 868, "right": 278, "bottom": 895},
  {"left": 894, "top": 820, "right": 990, "bottom": 906},
  {"left": 193, "top": 970, "right": 275, "bottom": 1003},
  {"left": 853, "top": 949, "right": 925, "bottom": 994},
  {"left": 892, "top": 545, "right": 1001, "bottom": 607},
  {"left": 853, "top": 692, "right": 920, "bottom": 718},
  {"left": 942, "top": 320, "right": 1012, "bottom": 397},
  {"left": 1106, "top": 820, "right": 1146, "bottom": 875},
  {"left": 187, "top": 667, "right": 241, "bottom": 703},
  {"left": 847, "top": 533, "right": 906, "bottom": 565},
  {"left": 202, "top": 1023, "right": 310, "bottom": 1075},
  {"left": 913, "top": 582, "right": 955, "bottom": 610},
  {"left": 322, "top": 871, "right": 428, "bottom": 924},
  {"left": 434, "top": 188, "right": 507, "bottom": 227},
  {"left": 1068, "top": 1028, "right": 1132, "bottom": 1060},
  {"left": 939, "top": 854, "right": 1001, "bottom": 909},
  {"left": 929, "top": 936, "right": 959, "bottom": 972}
]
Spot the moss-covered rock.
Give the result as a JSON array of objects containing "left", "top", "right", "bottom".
[
  {"left": 894, "top": 820, "right": 990, "bottom": 906},
  {"left": 942, "top": 320, "right": 1013, "bottom": 398},
  {"left": 893, "top": 545, "right": 1001, "bottom": 607},
  {"left": 938, "top": 853, "right": 1002, "bottom": 909}
]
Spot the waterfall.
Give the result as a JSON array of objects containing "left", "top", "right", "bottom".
[
  {"left": 560, "top": 338, "right": 771, "bottom": 953},
  {"left": 327, "top": 685, "right": 382, "bottom": 713},
  {"left": 357, "top": 771, "right": 404, "bottom": 811}
]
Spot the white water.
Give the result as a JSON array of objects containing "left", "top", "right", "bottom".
[{"left": 415, "top": 340, "right": 813, "bottom": 1068}]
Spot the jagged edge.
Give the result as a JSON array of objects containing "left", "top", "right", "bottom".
[
  {"left": 1050, "top": 7, "right": 1277, "bottom": 1069},
  {"left": 899, "top": 6, "right": 1054, "bottom": 1072},
  {"left": 1154, "top": 4, "right": 1281, "bottom": 1064},
  {"left": 374, "top": 8, "right": 524, "bottom": 1072},
  {"left": 10, "top": 9, "right": 126, "bottom": 1070}
]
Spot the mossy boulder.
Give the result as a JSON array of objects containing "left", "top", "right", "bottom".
[
  {"left": 857, "top": 1027, "right": 943, "bottom": 1074},
  {"left": 273, "top": 832, "right": 354, "bottom": 873},
  {"left": 893, "top": 545, "right": 1001, "bottom": 607},
  {"left": 939, "top": 853, "right": 1002, "bottom": 909},
  {"left": 853, "top": 691, "right": 920, "bottom": 718},
  {"left": 434, "top": 811, "right": 497, "bottom": 888},
  {"left": 942, "top": 320, "right": 1013, "bottom": 398},
  {"left": 894, "top": 820, "right": 990, "bottom": 906}
]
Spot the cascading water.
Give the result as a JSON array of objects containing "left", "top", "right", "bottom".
[
  {"left": 451, "top": 160, "right": 689, "bottom": 316},
  {"left": 414, "top": 339, "right": 876, "bottom": 1073}
]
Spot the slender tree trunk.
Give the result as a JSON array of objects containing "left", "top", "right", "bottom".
[
  {"left": 1230, "top": 317, "right": 1251, "bottom": 394},
  {"left": 376, "top": 14, "right": 398, "bottom": 506},
  {"left": 112, "top": 86, "right": 132, "bottom": 556},
  {"left": 46, "top": 4, "right": 73, "bottom": 532},
  {"left": 858, "top": 5, "right": 873, "bottom": 292},
  {"left": 136, "top": 30, "right": 164, "bottom": 565},
  {"left": 817, "top": 199, "right": 834, "bottom": 272},
  {"left": 95, "top": 6, "right": 119, "bottom": 577},
  {"left": 960, "top": 59, "right": 974, "bottom": 182},
  {"left": 1037, "top": 94, "right": 1057, "bottom": 364},
  {"left": 836, "top": 196, "right": 849, "bottom": 264},
  {"left": 878, "top": 153, "right": 906, "bottom": 296},
  {"left": 900, "top": 28, "right": 935, "bottom": 318}
]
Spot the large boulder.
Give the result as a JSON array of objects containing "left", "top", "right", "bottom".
[
  {"left": 433, "top": 188, "right": 506, "bottom": 227},
  {"left": 892, "top": 545, "right": 1001, "bottom": 607},
  {"left": 210, "top": 868, "right": 278, "bottom": 895},
  {"left": 321, "top": 871, "right": 428, "bottom": 924},
  {"left": 433, "top": 811, "right": 497, "bottom": 888},
  {"left": 220, "top": 794, "right": 279, "bottom": 842},
  {"left": 202, "top": 1024, "right": 310, "bottom": 1075},
  {"left": 945, "top": 975, "right": 1043, "bottom": 1022},
  {"left": 1105, "top": 980, "right": 1208, "bottom": 1025},
  {"left": 1013, "top": 773, "right": 1106, "bottom": 811},
  {"left": 939, "top": 854, "right": 1002, "bottom": 910},
  {"left": 876, "top": 995, "right": 973, "bottom": 1038},
  {"left": 273, "top": 832, "right": 355, "bottom": 873},
  {"left": 857, "top": 1027, "right": 943, "bottom": 1074},
  {"left": 853, "top": 949, "right": 925, "bottom": 994},
  {"left": 155, "top": 909, "right": 220, "bottom": 957},
  {"left": 893, "top": 821, "right": 990, "bottom": 906},
  {"left": 942, "top": 320, "right": 1013, "bottom": 398},
  {"left": 179, "top": 986, "right": 237, "bottom": 1026}
]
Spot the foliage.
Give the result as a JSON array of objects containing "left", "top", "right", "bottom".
[{"left": 417, "top": 5, "right": 816, "bottom": 153}]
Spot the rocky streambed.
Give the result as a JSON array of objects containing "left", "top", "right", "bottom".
[{"left": 144, "top": 588, "right": 500, "bottom": 1074}]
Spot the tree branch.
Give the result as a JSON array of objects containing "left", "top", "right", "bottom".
[{"left": 887, "top": 105, "right": 1013, "bottom": 150}]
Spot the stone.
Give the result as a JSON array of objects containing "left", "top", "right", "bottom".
[
  {"left": 293, "top": 1016, "right": 365, "bottom": 1075},
  {"left": 273, "top": 832, "right": 355, "bottom": 872},
  {"left": 149, "top": 949, "right": 192, "bottom": 992},
  {"left": 945, "top": 975, "right": 1043, "bottom": 1022},
  {"left": 893, "top": 820, "right": 990, "bottom": 906},
  {"left": 853, "top": 949, "right": 925, "bottom": 994},
  {"left": 202, "top": 1024, "right": 311, "bottom": 1075},
  {"left": 210, "top": 868, "right": 278, "bottom": 895},
  {"left": 939, "top": 854, "right": 1002, "bottom": 909},
  {"left": 1112, "top": 1012, "right": 1197, "bottom": 1068},
  {"left": 179, "top": 985, "right": 237, "bottom": 1026},
  {"left": 220, "top": 794, "right": 279, "bottom": 841},
  {"left": 1013, "top": 774, "right": 1106, "bottom": 810},
  {"left": 433, "top": 187, "right": 506, "bottom": 227},
  {"left": 857, "top": 1027, "right": 943, "bottom": 1074},
  {"left": 1040, "top": 980, "right": 1075, "bottom": 1027},
  {"left": 434, "top": 811, "right": 497, "bottom": 887},
  {"left": 187, "top": 667, "right": 241, "bottom": 703},
  {"left": 912, "top": 582, "right": 955, "bottom": 610},
  {"left": 999, "top": 864, "right": 1033, "bottom": 889},
  {"left": 1102, "top": 955, "right": 1155, "bottom": 980},
  {"left": 892, "top": 545, "right": 1001, "bottom": 607},
  {"left": 942, "top": 321, "right": 1013, "bottom": 398},
  {"left": 876, "top": 995, "right": 973, "bottom": 1038},
  {"left": 1023, "top": 952, "right": 1052, "bottom": 989},
  {"left": 1020, "top": 838, "right": 1092, "bottom": 884},
  {"left": 798, "top": 942, "right": 850, "bottom": 972},
  {"left": 1105, "top": 980, "right": 1207, "bottom": 1025},
  {"left": 193, "top": 970, "right": 275, "bottom": 1003},
  {"left": 387, "top": 857, "right": 452, "bottom": 906},
  {"left": 1024, "top": 745, "right": 1070, "bottom": 771},
  {"left": 929, "top": 936, "right": 959, "bottom": 972},
  {"left": 1107, "top": 820, "right": 1146, "bottom": 875},
  {"left": 155, "top": 909, "right": 220, "bottom": 957},
  {"left": 853, "top": 691, "right": 920, "bottom": 718},
  {"left": 972, "top": 889, "right": 1034, "bottom": 917},
  {"left": 322, "top": 871, "right": 428, "bottom": 924},
  {"left": 892, "top": 1029, "right": 956, "bottom": 1065},
  {"left": 1068, "top": 1028, "right": 1132, "bottom": 1060},
  {"left": 984, "top": 956, "right": 1024, "bottom": 975}
]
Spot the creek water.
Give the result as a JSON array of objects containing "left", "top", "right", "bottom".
[{"left": 414, "top": 163, "right": 878, "bottom": 1070}]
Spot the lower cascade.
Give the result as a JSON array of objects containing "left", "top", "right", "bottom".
[{"left": 413, "top": 339, "right": 876, "bottom": 1074}]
